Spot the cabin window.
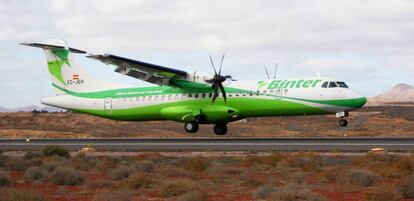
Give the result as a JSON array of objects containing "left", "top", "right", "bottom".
[
  {"left": 242, "top": 93, "right": 246, "bottom": 97},
  {"left": 256, "top": 91, "right": 260, "bottom": 95},
  {"left": 263, "top": 90, "right": 267, "bottom": 94},
  {"left": 235, "top": 93, "right": 239, "bottom": 97},
  {"left": 209, "top": 93, "right": 213, "bottom": 98},
  {"left": 202, "top": 93, "right": 206, "bottom": 98},
  {"left": 329, "top": 82, "right": 338, "bottom": 88},
  {"left": 249, "top": 91, "right": 253, "bottom": 96},
  {"left": 195, "top": 94, "right": 199, "bottom": 98},
  {"left": 229, "top": 94, "right": 233, "bottom": 97},
  {"left": 336, "top": 81, "right": 349, "bottom": 88},
  {"left": 321, "top": 81, "right": 328, "bottom": 88},
  {"left": 189, "top": 94, "right": 193, "bottom": 98}
]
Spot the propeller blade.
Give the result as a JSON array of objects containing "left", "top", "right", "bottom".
[
  {"left": 212, "top": 85, "right": 219, "bottom": 102},
  {"left": 218, "top": 83, "right": 227, "bottom": 102},
  {"left": 265, "top": 66, "right": 270, "bottom": 79},
  {"left": 209, "top": 54, "right": 217, "bottom": 75},
  {"left": 218, "top": 54, "right": 225, "bottom": 75},
  {"left": 273, "top": 64, "right": 278, "bottom": 79}
]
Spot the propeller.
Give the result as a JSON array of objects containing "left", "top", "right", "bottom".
[
  {"left": 205, "top": 54, "right": 233, "bottom": 103},
  {"left": 265, "top": 63, "right": 278, "bottom": 79}
]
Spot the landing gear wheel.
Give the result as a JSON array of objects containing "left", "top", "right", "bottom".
[
  {"left": 339, "top": 119, "right": 348, "bottom": 127},
  {"left": 214, "top": 124, "right": 228, "bottom": 135},
  {"left": 184, "top": 121, "right": 199, "bottom": 133}
]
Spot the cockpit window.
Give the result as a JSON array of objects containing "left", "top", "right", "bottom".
[
  {"left": 336, "top": 81, "right": 349, "bottom": 88},
  {"left": 321, "top": 81, "right": 328, "bottom": 88},
  {"left": 328, "top": 81, "right": 338, "bottom": 88}
]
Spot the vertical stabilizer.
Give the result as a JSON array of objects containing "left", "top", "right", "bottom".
[{"left": 21, "top": 39, "right": 116, "bottom": 95}]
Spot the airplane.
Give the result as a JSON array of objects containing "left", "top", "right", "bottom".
[{"left": 21, "top": 39, "right": 367, "bottom": 135}]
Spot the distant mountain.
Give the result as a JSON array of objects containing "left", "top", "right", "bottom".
[
  {"left": 0, "top": 105, "right": 65, "bottom": 113},
  {"left": 368, "top": 83, "right": 414, "bottom": 106},
  {"left": 375, "top": 83, "right": 414, "bottom": 102},
  {"left": 0, "top": 106, "right": 11, "bottom": 112}
]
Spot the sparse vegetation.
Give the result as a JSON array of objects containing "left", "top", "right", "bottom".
[
  {"left": 126, "top": 173, "right": 157, "bottom": 189},
  {"left": 346, "top": 169, "right": 380, "bottom": 187},
  {"left": 182, "top": 156, "right": 209, "bottom": 172},
  {"left": 111, "top": 165, "right": 134, "bottom": 180},
  {"left": 0, "top": 171, "right": 10, "bottom": 187},
  {"left": 24, "top": 166, "right": 46, "bottom": 182},
  {"left": 0, "top": 189, "right": 48, "bottom": 201},
  {"left": 1, "top": 150, "right": 414, "bottom": 200},
  {"left": 399, "top": 174, "right": 414, "bottom": 198},
  {"left": 159, "top": 180, "right": 197, "bottom": 197},
  {"left": 268, "top": 183, "right": 327, "bottom": 201},
  {"left": 42, "top": 146, "right": 70, "bottom": 158},
  {"left": 6, "top": 157, "right": 29, "bottom": 171},
  {"left": 176, "top": 190, "right": 208, "bottom": 201},
  {"left": 363, "top": 185, "right": 401, "bottom": 201},
  {"left": 255, "top": 185, "right": 274, "bottom": 199},
  {"left": 0, "top": 152, "right": 7, "bottom": 167},
  {"left": 92, "top": 190, "right": 134, "bottom": 201},
  {"left": 51, "top": 167, "right": 85, "bottom": 185},
  {"left": 23, "top": 151, "right": 42, "bottom": 160}
]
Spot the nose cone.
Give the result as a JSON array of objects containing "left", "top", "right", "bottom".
[
  {"left": 348, "top": 89, "right": 367, "bottom": 109},
  {"left": 357, "top": 96, "right": 367, "bottom": 108}
]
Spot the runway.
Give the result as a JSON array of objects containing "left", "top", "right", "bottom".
[{"left": 0, "top": 137, "right": 414, "bottom": 152}]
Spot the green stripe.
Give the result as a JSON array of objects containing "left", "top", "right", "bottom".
[
  {"left": 73, "top": 98, "right": 330, "bottom": 123},
  {"left": 284, "top": 96, "right": 367, "bottom": 108}
]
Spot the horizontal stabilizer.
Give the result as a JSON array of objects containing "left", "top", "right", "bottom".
[{"left": 19, "top": 42, "right": 87, "bottom": 54}]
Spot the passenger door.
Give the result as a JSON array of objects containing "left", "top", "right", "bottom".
[{"left": 104, "top": 97, "right": 113, "bottom": 115}]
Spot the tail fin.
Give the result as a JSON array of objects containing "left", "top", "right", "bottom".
[{"left": 21, "top": 39, "right": 115, "bottom": 95}]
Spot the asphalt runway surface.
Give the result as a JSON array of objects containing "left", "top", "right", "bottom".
[{"left": 0, "top": 137, "right": 414, "bottom": 152}]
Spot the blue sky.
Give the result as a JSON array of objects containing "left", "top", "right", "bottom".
[{"left": 1, "top": 0, "right": 414, "bottom": 107}]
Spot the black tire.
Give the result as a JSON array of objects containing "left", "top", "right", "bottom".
[
  {"left": 339, "top": 119, "right": 348, "bottom": 127},
  {"left": 214, "top": 124, "right": 228, "bottom": 135},
  {"left": 184, "top": 121, "right": 199, "bottom": 133}
]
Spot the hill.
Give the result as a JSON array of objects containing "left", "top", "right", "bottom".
[{"left": 368, "top": 83, "right": 414, "bottom": 106}]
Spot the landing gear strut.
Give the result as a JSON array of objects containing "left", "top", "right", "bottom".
[
  {"left": 336, "top": 111, "right": 349, "bottom": 127},
  {"left": 214, "top": 124, "right": 228, "bottom": 135},
  {"left": 184, "top": 121, "right": 199, "bottom": 133}
]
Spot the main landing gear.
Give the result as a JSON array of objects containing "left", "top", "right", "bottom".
[
  {"left": 184, "top": 121, "right": 228, "bottom": 135},
  {"left": 336, "top": 111, "right": 349, "bottom": 127},
  {"left": 184, "top": 121, "right": 199, "bottom": 133}
]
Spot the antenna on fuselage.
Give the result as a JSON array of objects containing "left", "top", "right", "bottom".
[{"left": 265, "top": 63, "right": 278, "bottom": 79}]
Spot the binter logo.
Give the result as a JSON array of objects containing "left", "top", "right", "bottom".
[
  {"left": 67, "top": 74, "right": 84, "bottom": 85},
  {"left": 257, "top": 79, "right": 322, "bottom": 89}
]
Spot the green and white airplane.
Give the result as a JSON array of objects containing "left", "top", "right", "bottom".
[{"left": 21, "top": 39, "right": 366, "bottom": 135}]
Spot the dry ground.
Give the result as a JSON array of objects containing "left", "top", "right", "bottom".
[
  {"left": 2, "top": 151, "right": 414, "bottom": 201},
  {"left": 0, "top": 106, "right": 413, "bottom": 138}
]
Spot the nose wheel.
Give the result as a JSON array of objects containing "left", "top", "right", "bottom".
[
  {"left": 338, "top": 119, "right": 348, "bottom": 127},
  {"left": 336, "top": 112, "right": 349, "bottom": 127},
  {"left": 184, "top": 121, "right": 199, "bottom": 133}
]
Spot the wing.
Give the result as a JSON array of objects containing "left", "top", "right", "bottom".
[{"left": 87, "top": 54, "right": 188, "bottom": 86}]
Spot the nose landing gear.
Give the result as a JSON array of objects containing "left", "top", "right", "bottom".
[
  {"left": 338, "top": 119, "right": 348, "bottom": 127},
  {"left": 336, "top": 111, "right": 349, "bottom": 127}
]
